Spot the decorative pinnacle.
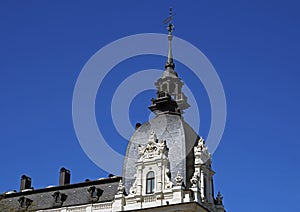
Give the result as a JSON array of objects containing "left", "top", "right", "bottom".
[
  {"left": 164, "top": 7, "right": 175, "bottom": 69},
  {"left": 216, "top": 191, "right": 224, "bottom": 205}
]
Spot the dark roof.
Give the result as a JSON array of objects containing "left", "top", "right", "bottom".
[{"left": 0, "top": 176, "right": 121, "bottom": 211}]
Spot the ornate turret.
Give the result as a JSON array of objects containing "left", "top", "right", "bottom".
[
  {"left": 122, "top": 8, "right": 225, "bottom": 212},
  {"left": 154, "top": 8, "right": 190, "bottom": 113}
]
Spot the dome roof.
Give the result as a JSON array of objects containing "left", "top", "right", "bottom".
[{"left": 122, "top": 113, "right": 199, "bottom": 192}]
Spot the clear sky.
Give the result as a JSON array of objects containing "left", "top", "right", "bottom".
[{"left": 1, "top": 1, "right": 300, "bottom": 211}]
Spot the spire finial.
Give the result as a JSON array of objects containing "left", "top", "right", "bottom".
[
  {"left": 163, "top": 7, "right": 176, "bottom": 69},
  {"left": 163, "top": 7, "right": 176, "bottom": 26}
]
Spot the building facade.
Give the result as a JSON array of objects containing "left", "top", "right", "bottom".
[{"left": 0, "top": 14, "right": 226, "bottom": 212}]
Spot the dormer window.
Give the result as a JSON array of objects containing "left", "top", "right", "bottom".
[
  {"left": 87, "top": 186, "right": 103, "bottom": 202},
  {"left": 18, "top": 196, "right": 33, "bottom": 209},
  {"left": 146, "top": 171, "right": 155, "bottom": 194},
  {"left": 52, "top": 191, "right": 68, "bottom": 206}
]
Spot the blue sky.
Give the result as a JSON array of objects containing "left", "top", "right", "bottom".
[{"left": 1, "top": 1, "right": 300, "bottom": 211}]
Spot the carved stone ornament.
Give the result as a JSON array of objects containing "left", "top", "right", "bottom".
[
  {"left": 190, "top": 171, "right": 200, "bottom": 188},
  {"left": 117, "top": 180, "right": 125, "bottom": 195},
  {"left": 164, "top": 167, "right": 173, "bottom": 189},
  {"left": 129, "top": 175, "right": 137, "bottom": 194},
  {"left": 129, "top": 131, "right": 173, "bottom": 194},
  {"left": 175, "top": 171, "right": 183, "bottom": 186},
  {"left": 215, "top": 191, "right": 223, "bottom": 205},
  {"left": 138, "top": 131, "right": 168, "bottom": 159},
  {"left": 194, "top": 137, "right": 210, "bottom": 165}
]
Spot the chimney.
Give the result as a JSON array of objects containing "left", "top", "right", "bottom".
[
  {"left": 20, "top": 175, "right": 32, "bottom": 191},
  {"left": 59, "top": 167, "right": 70, "bottom": 186}
]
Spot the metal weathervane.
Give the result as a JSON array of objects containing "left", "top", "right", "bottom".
[{"left": 163, "top": 7, "right": 176, "bottom": 25}]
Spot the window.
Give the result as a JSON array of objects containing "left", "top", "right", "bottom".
[
  {"left": 18, "top": 196, "right": 33, "bottom": 209},
  {"left": 146, "top": 171, "right": 155, "bottom": 194},
  {"left": 52, "top": 191, "right": 68, "bottom": 206},
  {"left": 87, "top": 186, "right": 103, "bottom": 202}
]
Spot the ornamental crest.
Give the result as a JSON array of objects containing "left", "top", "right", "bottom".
[{"left": 138, "top": 131, "right": 168, "bottom": 159}]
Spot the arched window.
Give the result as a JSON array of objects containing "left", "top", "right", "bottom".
[
  {"left": 161, "top": 83, "right": 168, "bottom": 92},
  {"left": 146, "top": 171, "right": 155, "bottom": 194}
]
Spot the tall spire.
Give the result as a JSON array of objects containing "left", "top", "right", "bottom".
[
  {"left": 164, "top": 7, "right": 175, "bottom": 69},
  {"left": 150, "top": 7, "right": 190, "bottom": 114}
]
